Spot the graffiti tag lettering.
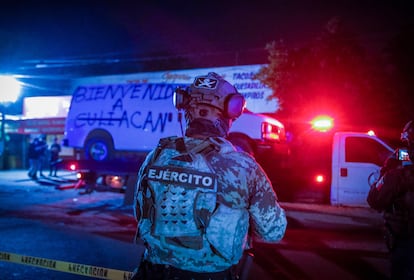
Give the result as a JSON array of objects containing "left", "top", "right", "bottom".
[
  {"left": 74, "top": 111, "right": 173, "bottom": 133},
  {"left": 72, "top": 83, "right": 181, "bottom": 103}
]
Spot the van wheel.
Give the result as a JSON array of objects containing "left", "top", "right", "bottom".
[
  {"left": 228, "top": 137, "right": 254, "bottom": 157},
  {"left": 84, "top": 137, "right": 113, "bottom": 161}
]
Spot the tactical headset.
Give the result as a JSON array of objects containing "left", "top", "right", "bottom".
[{"left": 173, "top": 73, "right": 246, "bottom": 119}]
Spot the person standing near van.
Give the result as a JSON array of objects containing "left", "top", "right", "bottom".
[
  {"left": 133, "top": 72, "right": 287, "bottom": 279},
  {"left": 49, "top": 137, "right": 61, "bottom": 176},
  {"left": 367, "top": 120, "right": 414, "bottom": 279},
  {"left": 28, "top": 137, "right": 40, "bottom": 179},
  {"left": 37, "top": 136, "right": 47, "bottom": 177}
]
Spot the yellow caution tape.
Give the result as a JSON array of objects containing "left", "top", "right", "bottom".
[{"left": 0, "top": 251, "right": 133, "bottom": 280}]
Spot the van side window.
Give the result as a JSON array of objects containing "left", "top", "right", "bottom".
[{"left": 345, "top": 137, "right": 390, "bottom": 166}]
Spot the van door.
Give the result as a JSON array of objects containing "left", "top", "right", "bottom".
[{"left": 331, "top": 134, "right": 393, "bottom": 206}]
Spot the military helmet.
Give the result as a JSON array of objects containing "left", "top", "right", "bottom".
[
  {"left": 173, "top": 72, "right": 246, "bottom": 137},
  {"left": 173, "top": 72, "right": 246, "bottom": 120}
]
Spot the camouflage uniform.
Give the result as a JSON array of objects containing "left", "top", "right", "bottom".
[
  {"left": 134, "top": 72, "right": 286, "bottom": 279},
  {"left": 134, "top": 136, "right": 287, "bottom": 275}
]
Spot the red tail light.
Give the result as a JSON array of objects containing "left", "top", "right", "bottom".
[
  {"left": 315, "top": 174, "right": 325, "bottom": 183},
  {"left": 261, "top": 122, "right": 280, "bottom": 141},
  {"left": 69, "top": 163, "right": 77, "bottom": 171}
]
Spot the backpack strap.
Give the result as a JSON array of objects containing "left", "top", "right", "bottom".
[{"left": 140, "top": 137, "right": 172, "bottom": 219}]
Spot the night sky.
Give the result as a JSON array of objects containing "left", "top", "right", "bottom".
[
  {"left": 0, "top": 0, "right": 412, "bottom": 113},
  {"left": 1, "top": 1, "right": 411, "bottom": 63}
]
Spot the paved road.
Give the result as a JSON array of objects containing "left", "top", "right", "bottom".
[
  {"left": 256, "top": 203, "right": 389, "bottom": 279},
  {"left": 0, "top": 170, "right": 143, "bottom": 279},
  {"left": 0, "top": 169, "right": 390, "bottom": 279}
]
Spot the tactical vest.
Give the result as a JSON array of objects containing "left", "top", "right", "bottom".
[{"left": 139, "top": 136, "right": 246, "bottom": 264}]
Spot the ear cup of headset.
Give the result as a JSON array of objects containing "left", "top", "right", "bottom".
[
  {"left": 225, "top": 93, "right": 246, "bottom": 119},
  {"left": 173, "top": 88, "right": 189, "bottom": 110}
]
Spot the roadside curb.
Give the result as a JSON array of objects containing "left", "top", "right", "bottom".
[
  {"left": 280, "top": 201, "right": 384, "bottom": 227},
  {"left": 280, "top": 201, "right": 380, "bottom": 217}
]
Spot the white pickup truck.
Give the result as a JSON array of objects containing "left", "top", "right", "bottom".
[
  {"left": 279, "top": 128, "right": 394, "bottom": 206},
  {"left": 330, "top": 131, "right": 394, "bottom": 206}
]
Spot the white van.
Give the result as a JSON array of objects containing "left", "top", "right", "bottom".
[{"left": 63, "top": 82, "right": 289, "bottom": 186}]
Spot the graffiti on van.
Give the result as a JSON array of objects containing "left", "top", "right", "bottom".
[
  {"left": 74, "top": 111, "right": 174, "bottom": 133},
  {"left": 70, "top": 83, "right": 187, "bottom": 133},
  {"left": 72, "top": 83, "right": 179, "bottom": 103}
]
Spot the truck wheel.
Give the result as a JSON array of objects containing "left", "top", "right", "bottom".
[
  {"left": 229, "top": 137, "right": 254, "bottom": 157},
  {"left": 84, "top": 137, "right": 113, "bottom": 161}
]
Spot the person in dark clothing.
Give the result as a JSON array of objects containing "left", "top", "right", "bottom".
[
  {"left": 49, "top": 137, "right": 61, "bottom": 176},
  {"left": 28, "top": 137, "right": 40, "bottom": 179},
  {"left": 37, "top": 136, "right": 47, "bottom": 177},
  {"left": 367, "top": 120, "right": 414, "bottom": 280}
]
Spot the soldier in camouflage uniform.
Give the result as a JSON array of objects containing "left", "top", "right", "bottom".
[
  {"left": 367, "top": 120, "right": 414, "bottom": 280},
  {"left": 133, "top": 72, "right": 287, "bottom": 279}
]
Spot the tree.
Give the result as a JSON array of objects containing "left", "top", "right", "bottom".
[
  {"left": 384, "top": 23, "right": 414, "bottom": 127},
  {"left": 255, "top": 17, "right": 396, "bottom": 133}
]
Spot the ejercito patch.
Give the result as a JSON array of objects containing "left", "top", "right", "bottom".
[{"left": 147, "top": 165, "right": 216, "bottom": 189}]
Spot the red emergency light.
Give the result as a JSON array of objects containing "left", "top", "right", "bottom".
[{"left": 310, "top": 115, "right": 334, "bottom": 132}]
